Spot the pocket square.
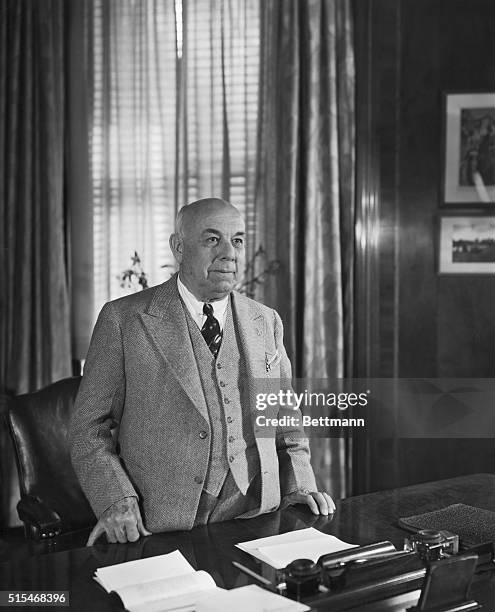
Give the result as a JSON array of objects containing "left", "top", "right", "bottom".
[{"left": 265, "top": 351, "right": 281, "bottom": 372}]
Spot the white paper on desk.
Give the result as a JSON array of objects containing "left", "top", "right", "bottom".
[
  {"left": 118, "top": 571, "right": 217, "bottom": 611},
  {"left": 128, "top": 585, "right": 225, "bottom": 612},
  {"left": 94, "top": 550, "right": 195, "bottom": 591},
  {"left": 236, "top": 527, "right": 357, "bottom": 569},
  {"left": 196, "top": 584, "right": 310, "bottom": 612},
  {"left": 94, "top": 550, "right": 224, "bottom": 612}
]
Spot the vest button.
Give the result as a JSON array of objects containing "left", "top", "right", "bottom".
[
  {"left": 227, "top": 416, "right": 233, "bottom": 423},
  {"left": 194, "top": 476, "right": 203, "bottom": 484},
  {"left": 228, "top": 435, "right": 235, "bottom": 443},
  {"left": 224, "top": 397, "right": 230, "bottom": 404},
  {"left": 229, "top": 456, "right": 235, "bottom": 463},
  {"left": 219, "top": 381, "right": 226, "bottom": 387},
  {"left": 199, "top": 431, "right": 208, "bottom": 439},
  {"left": 216, "top": 362, "right": 222, "bottom": 369}
]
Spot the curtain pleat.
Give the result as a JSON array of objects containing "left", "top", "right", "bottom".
[
  {"left": 89, "top": 0, "right": 178, "bottom": 316},
  {"left": 0, "top": 0, "right": 71, "bottom": 394},
  {"left": 255, "top": 0, "right": 355, "bottom": 498},
  {"left": 0, "top": 0, "right": 72, "bottom": 525}
]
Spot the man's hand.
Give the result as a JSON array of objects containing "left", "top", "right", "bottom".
[
  {"left": 281, "top": 490, "right": 336, "bottom": 516},
  {"left": 87, "top": 496, "right": 151, "bottom": 546}
]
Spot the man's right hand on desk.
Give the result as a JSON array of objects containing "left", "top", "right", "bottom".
[{"left": 87, "top": 496, "right": 152, "bottom": 546}]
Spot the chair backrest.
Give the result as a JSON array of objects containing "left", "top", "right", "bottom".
[{"left": 8, "top": 377, "right": 95, "bottom": 534}]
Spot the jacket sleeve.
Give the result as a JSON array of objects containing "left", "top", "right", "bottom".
[
  {"left": 273, "top": 310, "right": 318, "bottom": 496},
  {"left": 69, "top": 301, "right": 138, "bottom": 518}
]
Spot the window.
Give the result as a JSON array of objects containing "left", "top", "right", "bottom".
[{"left": 90, "top": 0, "right": 260, "bottom": 320}]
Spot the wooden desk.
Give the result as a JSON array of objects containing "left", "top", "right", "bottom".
[{"left": 2, "top": 474, "right": 495, "bottom": 611}]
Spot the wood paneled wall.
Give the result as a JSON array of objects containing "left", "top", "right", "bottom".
[{"left": 353, "top": 0, "right": 495, "bottom": 494}]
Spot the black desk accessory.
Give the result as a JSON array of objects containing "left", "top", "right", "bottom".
[
  {"left": 318, "top": 540, "right": 397, "bottom": 568},
  {"left": 404, "top": 529, "right": 459, "bottom": 562},
  {"left": 285, "top": 559, "right": 321, "bottom": 598},
  {"left": 407, "top": 553, "right": 480, "bottom": 612}
]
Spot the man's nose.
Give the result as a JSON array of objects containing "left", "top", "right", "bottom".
[{"left": 218, "top": 239, "right": 236, "bottom": 260}]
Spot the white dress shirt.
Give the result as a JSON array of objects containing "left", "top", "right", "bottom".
[{"left": 177, "top": 275, "right": 229, "bottom": 331}]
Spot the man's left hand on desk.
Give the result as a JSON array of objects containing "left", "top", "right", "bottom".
[{"left": 281, "top": 491, "right": 335, "bottom": 515}]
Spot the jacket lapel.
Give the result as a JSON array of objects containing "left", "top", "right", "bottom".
[
  {"left": 139, "top": 275, "right": 209, "bottom": 423},
  {"left": 231, "top": 290, "right": 273, "bottom": 427},
  {"left": 231, "top": 291, "right": 266, "bottom": 380}
]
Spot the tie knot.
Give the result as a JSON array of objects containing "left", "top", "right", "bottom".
[{"left": 203, "top": 302, "right": 214, "bottom": 317}]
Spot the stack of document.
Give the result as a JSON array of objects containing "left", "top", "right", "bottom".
[
  {"left": 236, "top": 527, "right": 358, "bottom": 569},
  {"left": 94, "top": 550, "right": 222, "bottom": 612}
]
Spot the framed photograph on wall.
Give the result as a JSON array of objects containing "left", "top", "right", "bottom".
[
  {"left": 438, "top": 213, "right": 495, "bottom": 274},
  {"left": 443, "top": 92, "right": 495, "bottom": 204}
]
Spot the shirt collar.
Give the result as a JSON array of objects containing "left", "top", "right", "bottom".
[{"left": 177, "top": 274, "right": 229, "bottom": 320}]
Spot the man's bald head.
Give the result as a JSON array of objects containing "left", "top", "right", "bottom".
[
  {"left": 170, "top": 198, "right": 245, "bottom": 301},
  {"left": 175, "top": 198, "right": 240, "bottom": 236}
]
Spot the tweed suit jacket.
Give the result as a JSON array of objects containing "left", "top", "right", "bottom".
[{"left": 69, "top": 274, "right": 317, "bottom": 532}]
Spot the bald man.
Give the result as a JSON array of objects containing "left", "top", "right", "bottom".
[{"left": 70, "top": 198, "right": 334, "bottom": 545}]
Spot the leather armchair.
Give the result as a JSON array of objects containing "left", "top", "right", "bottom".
[{"left": 7, "top": 377, "right": 96, "bottom": 540}]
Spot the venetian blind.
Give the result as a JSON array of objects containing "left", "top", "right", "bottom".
[{"left": 90, "top": 0, "right": 260, "bottom": 321}]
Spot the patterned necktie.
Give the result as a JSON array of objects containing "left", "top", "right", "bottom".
[{"left": 201, "top": 303, "right": 222, "bottom": 357}]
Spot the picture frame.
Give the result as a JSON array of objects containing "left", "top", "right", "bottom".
[
  {"left": 438, "top": 213, "right": 495, "bottom": 274},
  {"left": 443, "top": 92, "right": 495, "bottom": 204}
]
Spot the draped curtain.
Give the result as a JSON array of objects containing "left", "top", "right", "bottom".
[
  {"left": 89, "top": 0, "right": 178, "bottom": 319},
  {"left": 255, "top": 0, "right": 355, "bottom": 498},
  {"left": 0, "top": 0, "right": 72, "bottom": 524}
]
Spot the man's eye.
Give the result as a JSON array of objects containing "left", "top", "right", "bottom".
[
  {"left": 206, "top": 236, "right": 219, "bottom": 244},
  {"left": 233, "top": 238, "right": 244, "bottom": 247}
]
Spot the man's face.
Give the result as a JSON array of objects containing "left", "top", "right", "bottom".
[{"left": 173, "top": 202, "right": 245, "bottom": 301}]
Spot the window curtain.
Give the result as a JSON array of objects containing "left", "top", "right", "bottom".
[
  {"left": 0, "top": 0, "right": 72, "bottom": 524},
  {"left": 89, "top": 0, "right": 178, "bottom": 319},
  {"left": 254, "top": 0, "right": 355, "bottom": 498}
]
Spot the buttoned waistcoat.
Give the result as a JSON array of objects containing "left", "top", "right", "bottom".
[
  {"left": 184, "top": 300, "right": 260, "bottom": 498},
  {"left": 69, "top": 275, "right": 317, "bottom": 532}
]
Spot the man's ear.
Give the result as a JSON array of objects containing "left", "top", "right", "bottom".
[{"left": 169, "top": 233, "right": 184, "bottom": 263}]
